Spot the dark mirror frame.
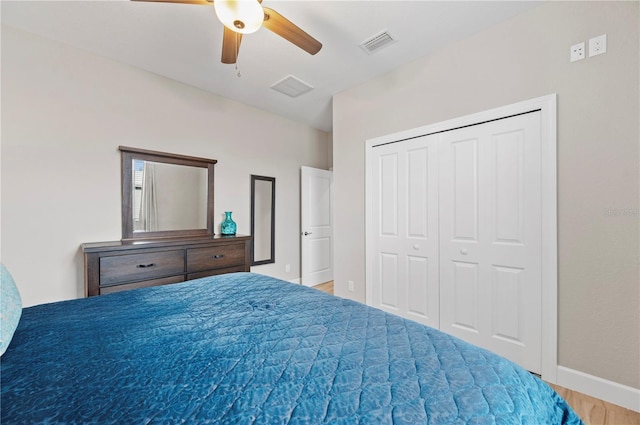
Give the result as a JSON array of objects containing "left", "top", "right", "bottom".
[
  {"left": 120, "top": 146, "right": 217, "bottom": 241},
  {"left": 250, "top": 175, "right": 276, "bottom": 266}
]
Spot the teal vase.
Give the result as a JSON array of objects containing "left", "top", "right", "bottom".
[{"left": 221, "top": 211, "right": 237, "bottom": 235}]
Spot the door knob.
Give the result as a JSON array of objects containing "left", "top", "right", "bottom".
[
  {"left": 303, "top": 231, "right": 313, "bottom": 236},
  {"left": 413, "top": 244, "right": 420, "bottom": 250},
  {"left": 460, "top": 249, "right": 468, "bottom": 255}
]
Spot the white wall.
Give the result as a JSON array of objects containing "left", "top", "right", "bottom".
[
  {"left": 1, "top": 25, "right": 329, "bottom": 307},
  {"left": 333, "top": 1, "right": 639, "bottom": 389}
]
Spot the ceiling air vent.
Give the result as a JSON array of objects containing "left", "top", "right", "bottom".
[
  {"left": 360, "top": 30, "right": 397, "bottom": 54},
  {"left": 271, "top": 75, "right": 314, "bottom": 98}
]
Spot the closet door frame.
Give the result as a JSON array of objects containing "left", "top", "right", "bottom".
[{"left": 365, "top": 94, "right": 557, "bottom": 383}]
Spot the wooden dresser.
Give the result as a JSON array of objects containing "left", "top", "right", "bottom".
[{"left": 82, "top": 235, "right": 251, "bottom": 297}]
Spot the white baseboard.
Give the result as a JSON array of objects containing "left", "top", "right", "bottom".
[
  {"left": 289, "top": 278, "right": 301, "bottom": 284},
  {"left": 556, "top": 366, "right": 640, "bottom": 412}
]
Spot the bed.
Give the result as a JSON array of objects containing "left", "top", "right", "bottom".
[{"left": 1, "top": 272, "right": 583, "bottom": 424}]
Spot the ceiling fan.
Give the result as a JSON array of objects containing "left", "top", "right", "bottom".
[{"left": 133, "top": 0, "right": 322, "bottom": 64}]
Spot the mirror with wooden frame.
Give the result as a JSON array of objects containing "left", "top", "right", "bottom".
[
  {"left": 120, "top": 146, "right": 216, "bottom": 241},
  {"left": 250, "top": 175, "right": 275, "bottom": 265}
]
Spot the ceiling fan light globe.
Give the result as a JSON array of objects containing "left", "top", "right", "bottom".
[{"left": 214, "top": 0, "right": 264, "bottom": 34}]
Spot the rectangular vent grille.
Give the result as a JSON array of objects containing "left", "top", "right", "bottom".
[
  {"left": 271, "top": 75, "right": 314, "bottom": 98},
  {"left": 360, "top": 30, "right": 397, "bottom": 54}
]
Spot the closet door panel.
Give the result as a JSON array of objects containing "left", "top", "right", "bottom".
[
  {"left": 370, "top": 135, "right": 439, "bottom": 328},
  {"left": 379, "top": 153, "right": 399, "bottom": 237},
  {"left": 380, "top": 252, "right": 400, "bottom": 311},
  {"left": 451, "top": 260, "right": 480, "bottom": 333},
  {"left": 491, "top": 265, "right": 524, "bottom": 342},
  {"left": 372, "top": 149, "right": 403, "bottom": 313},
  {"left": 493, "top": 131, "right": 524, "bottom": 243},
  {"left": 451, "top": 138, "right": 479, "bottom": 242},
  {"left": 406, "top": 255, "right": 429, "bottom": 318},
  {"left": 484, "top": 114, "right": 542, "bottom": 371},
  {"left": 407, "top": 147, "right": 429, "bottom": 239},
  {"left": 440, "top": 112, "right": 542, "bottom": 373},
  {"left": 440, "top": 130, "right": 483, "bottom": 346}
]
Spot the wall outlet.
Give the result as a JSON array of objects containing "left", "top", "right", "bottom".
[
  {"left": 348, "top": 280, "right": 354, "bottom": 292},
  {"left": 589, "top": 34, "right": 607, "bottom": 57},
  {"left": 285, "top": 264, "right": 291, "bottom": 273},
  {"left": 570, "top": 42, "right": 585, "bottom": 62}
]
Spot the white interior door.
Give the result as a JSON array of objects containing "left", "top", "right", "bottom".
[
  {"left": 439, "top": 112, "right": 542, "bottom": 373},
  {"left": 301, "top": 166, "right": 333, "bottom": 287},
  {"left": 370, "top": 135, "right": 440, "bottom": 328}
]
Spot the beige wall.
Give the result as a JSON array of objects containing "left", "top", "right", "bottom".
[
  {"left": 333, "top": 1, "right": 639, "bottom": 388},
  {"left": 1, "top": 25, "right": 329, "bottom": 307},
  {"left": 327, "top": 131, "right": 333, "bottom": 170}
]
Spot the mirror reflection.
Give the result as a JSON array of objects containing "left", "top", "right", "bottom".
[
  {"left": 251, "top": 175, "right": 275, "bottom": 265},
  {"left": 120, "top": 146, "right": 216, "bottom": 240},
  {"left": 132, "top": 160, "right": 208, "bottom": 233}
]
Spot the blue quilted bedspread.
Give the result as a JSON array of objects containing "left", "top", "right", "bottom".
[{"left": 2, "top": 273, "right": 582, "bottom": 424}]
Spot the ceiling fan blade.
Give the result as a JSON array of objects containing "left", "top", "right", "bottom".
[
  {"left": 131, "top": 0, "right": 212, "bottom": 4},
  {"left": 221, "top": 26, "right": 242, "bottom": 64},
  {"left": 262, "top": 7, "right": 322, "bottom": 55}
]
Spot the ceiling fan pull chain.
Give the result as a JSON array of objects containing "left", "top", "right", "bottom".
[{"left": 235, "top": 32, "right": 241, "bottom": 77}]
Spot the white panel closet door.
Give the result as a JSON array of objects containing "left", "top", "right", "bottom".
[
  {"left": 439, "top": 112, "right": 542, "bottom": 373},
  {"left": 370, "top": 135, "right": 440, "bottom": 328}
]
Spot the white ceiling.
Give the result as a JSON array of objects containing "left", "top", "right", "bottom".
[{"left": 1, "top": 0, "right": 540, "bottom": 132}]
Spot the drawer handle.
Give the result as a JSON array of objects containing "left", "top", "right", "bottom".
[
  {"left": 136, "top": 263, "right": 156, "bottom": 268},
  {"left": 212, "top": 254, "right": 225, "bottom": 259}
]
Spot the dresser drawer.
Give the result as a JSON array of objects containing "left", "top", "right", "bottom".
[
  {"left": 100, "top": 275, "right": 185, "bottom": 295},
  {"left": 187, "top": 265, "right": 247, "bottom": 281},
  {"left": 187, "top": 243, "right": 245, "bottom": 273},
  {"left": 100, "top": 250, "right": 184, "bottom": 285}
]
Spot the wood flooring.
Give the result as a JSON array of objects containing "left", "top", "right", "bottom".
[
  {"left": 312, "top": 280, "right": 333, "bottom": 294},
  {"left": 548, "top": 383, "right": 640, "bottom": 425},
  {"left": 311, "top": 280, "right": 640, "bottom": 425}
]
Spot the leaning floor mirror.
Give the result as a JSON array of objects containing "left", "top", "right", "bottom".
[{"left": 250, "top": 175, "right": 275, "bottom": 265}]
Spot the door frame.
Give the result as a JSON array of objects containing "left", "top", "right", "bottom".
[{"left": 365, "top": 94, "right": 557, "bottom": 382}]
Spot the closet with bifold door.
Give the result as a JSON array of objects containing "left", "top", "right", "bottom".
[{"left": 367, "top": 109, "right": 545, "bottom": 374}]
